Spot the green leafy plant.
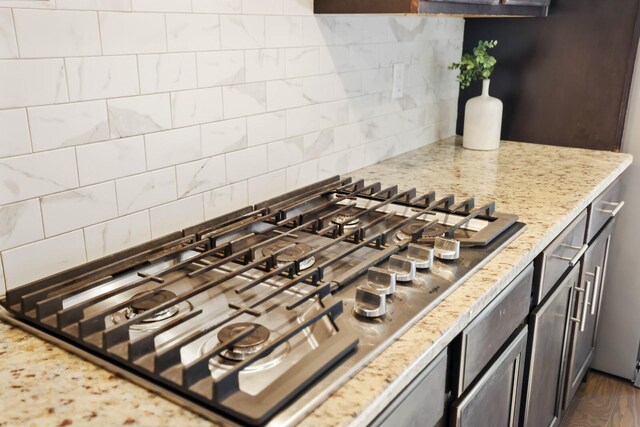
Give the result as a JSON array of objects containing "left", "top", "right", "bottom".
[{"left": 449, "top": 40, "right": 498, "bottom": 89}]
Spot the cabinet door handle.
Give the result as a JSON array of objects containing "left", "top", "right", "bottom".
[
  {"left": 581, "top": 280, "right": 591, "bottom": 332},
  {"left": 590, "top": 265, "right": 602, "bottom": 315},
  {"left": 550, "top": 243, "right": 588, "bottom": 266},
  {"left": 597, "top": 200, "right": 625, "bottom": 217}
]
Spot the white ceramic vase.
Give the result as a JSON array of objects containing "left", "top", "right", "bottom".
[{"left": 462, "top": 79, "right": 503, "bottom": 151}]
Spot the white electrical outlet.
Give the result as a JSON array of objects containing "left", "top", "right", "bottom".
[{"left": 392, "top": 63, "right": 405, "bottom": 99}]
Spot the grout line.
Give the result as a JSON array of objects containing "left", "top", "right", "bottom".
[{"left": 9, "top": 8, "right": 20, "bottom": 58}]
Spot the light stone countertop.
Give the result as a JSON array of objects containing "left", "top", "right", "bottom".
[{"left": 0, "top": 137, "right": 632, "bottom": 427}]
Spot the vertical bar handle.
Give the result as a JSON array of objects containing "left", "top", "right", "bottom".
[
  {"left": 590, "top": 265, "right": 602, "bottom": 315},
  {"left": 580, "top": 280, "right": 591, "bottom": 332}
]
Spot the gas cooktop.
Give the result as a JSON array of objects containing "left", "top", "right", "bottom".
[{"left": 0, "top": 176, "right": 525, "bottom": 426}]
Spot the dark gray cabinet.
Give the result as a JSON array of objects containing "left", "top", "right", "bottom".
[
  {"left": 451, "top": 325, "right": 528, "bottom": 427},
  {"left": 523, "top": 263, "right": 580, "bottom": 427},
  {"left": 563, "top": 220, "right": 613, "bottom": 408},
  {"left": 372, "top": 349, "right": 449, "bottom": 427}
]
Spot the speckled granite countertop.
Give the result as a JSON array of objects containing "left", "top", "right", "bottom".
[{"left": 0, "top": 137, "right": 632, "bottom": 427}]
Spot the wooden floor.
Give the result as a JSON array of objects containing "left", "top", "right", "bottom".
[{"left": 561, "top": 370, "right": 640, "bottom": 427}]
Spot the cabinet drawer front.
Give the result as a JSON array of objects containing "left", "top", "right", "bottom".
[
  {"left": 587, "top": 179, "right": 623, "bottom": 242},
  {"left": 538, "top": 210, "right": 588, "bottom": 303},
  {"left": 372, "top": 349, "right": 448, "bottom": 427},
  {"left": 459, "top": 263, "right": 533, "bottom": 393},
  {"left": 452, "top": 326, "right": 528, "bottom": 427}
]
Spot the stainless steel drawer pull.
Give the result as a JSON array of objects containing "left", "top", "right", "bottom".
[
  {"left": 550, "top": 243, "right": 588, "bottom": 266},
  {"left": 597, "top": 200, "right": 625, "bottom": 217}
]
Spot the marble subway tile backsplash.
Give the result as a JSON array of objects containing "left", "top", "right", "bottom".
[{"left": 0, "top": 1, "right": 463, "bottom": 291}]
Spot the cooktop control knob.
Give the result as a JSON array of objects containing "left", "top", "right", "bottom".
[
  {"left": 354, "top": 286, "right": 386, "bottom": 318},
  {"left": 434, "top": 236, "right": 460, "bottom": 260},
  {"left": 367, "top": 267, "right": 396, "bottom": 295},
  {"left": 407, "top": 244, "right": 434, "bottom": 269},
  {"left": 388, "top": 255, "right": 416, "bottom": 282}
]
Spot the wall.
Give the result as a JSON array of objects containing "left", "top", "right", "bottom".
[
  {"left": 459, "top": 0, "right": 640, "bottom": 151},
  {"left": 593, "top": 41, "right": 640, "bottom": 379},
  {"left": 0, "top": 0, "right": 463, "bottom": 294}
]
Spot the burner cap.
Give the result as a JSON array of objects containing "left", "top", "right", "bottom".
[
  {"left": 396, "top": 222, "right": 448, "bottom": 242},
  {"left": 331, "top": 213, "right": 360, "bottom": 228},
  {"left": 218, "top": 322, "right": 271, "bottom": 361},
  {"left": 261, "top": 241, "right": 316, "bottom": 270},
  {"left": 125, "top": 290, "right": 180, "bottom": 322}
]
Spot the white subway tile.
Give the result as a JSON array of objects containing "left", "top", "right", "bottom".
[
  {"left": 0, "top": 1, "right": 55, "bottom": 8},
  {"left": 245, "top": 49, "right": 284, "bottom": 82},
  {"left": 0, "top": 109, "right": 31, "bottom": 158},
  {"left": 76, "top": 136, "right": 146, "bottom": 186},
  {"left": 28, "top": 101, "right": 109, "bottom": 152},
  {"left": 84, "top": 211, "right": 150, "bottom": 261},
  {"left": 347, "top": 145, "right": 366, "bottom": 171},
  {"left": 107, "top": 93, "right": 172, "bottom": 138},
  {"left": 196, "top": 51, "right": 245, "bottom": 87},
  {"left": 284, "top": 0, "right": 313, "bottom": 15},
  {"left": 0, "top": 149, "right": 78, "bottom": 205},
  {"left": 203, "top": 181, "right": 248, "bottom": 219},
  {"left": 222, "top": 82, "right": 266, "bottom": 119},
  {"left": 0, "top": 199, "right": 43, "bottom": 251},
  {"left": 334, "top": 17, "right": 364, "bottom": 45},
  {"left": 285, "top": 47, "right": 318, "bottom": 78},
  {"left": 334, "top": 122, "right": 361, "bottom": 150},
  {"left": 318, "top": 150, "right": 348, "bottom": 179},
  {"left": 0, "top": 9, "right": 18, "bottom": 58},
  {"left": 145, "top": 126, "right": 202, "bottom": 170},
  {"left": 247, "top": 111, "right": 285, "bottom": 146},
  {"left": 13, "top": 9, "right": 101, "bottom": 58},
  {"left": 303, "top": 128, "right": 334, "bottom": 161},
  {"left": 99, "top": 12, "right": 166, "bottom": 55},
  {"left": 301, "top": 16, "right": 333, "bottom": 45},
  {"left": 201, "top": 117, "right": 247, "bottom": 157},
  {"left": 138, "top": 53, "right": 198, "bottom": 94},
  {"left": 41, "top": 182, "right": 118, "bottom": 237},
  {"left": 242, "top": 0, "right": 283, "bottom": 14},
  {"left": 116, "top": 167, "right": 177, "bottom": 215},
  {"left": 150, "top": 195, "right": 204, "bottom": 238},
  {"left": 220, "top": 15, "right": 265, "bottom": 49},
  {"left": 132, "top": 0, "right": 191, "bottom": 12},
  {"left": 176, "top": 155, "right": 226, "bottom": 198},
  {"left": 166, "top": 13, "right": 220, "bottom": 52},
  {"left": 247, "top": 169, "right": 286, "bottom": 203},
  {"left": 285, "top": 100, "right": 349, "bottom": 137},
  {"left": 192, "top": 0, "right": 241, "bottom": 13},
  {"left": 267, "top": 137, "right": 302, "bottom": 171},
  {"left": 171, "top": 87, "right": 223, "bottom": 128},
  {"left": 0, "top": 59, "right": 68, "bottom": 109},
  {"left": 2, "top": 230, "right": 86, "bottom": 289},
  {"left": 225, "top": 145, "right": 268, "bottom": 183},
  {"left": 286, "top": 159, "right": 318, "bottom": 191},
  {"left": 65, "top": 55, "right": 140, "bottom": 102},
  {"left": 265, "top": 16, "right": 302, "bottom": 48},
  {"left": 56, "top": 0, "right": 132, "bottom": 11},
  {"left": 362, "top": 67, "right": 393, "bottom": 94}
]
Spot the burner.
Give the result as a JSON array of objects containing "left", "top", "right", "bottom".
[
  {"left": 261, "top": 241, "right": 316, "bottom": 270},
  {"left": 331, "top": 212, "right": 361, "bottom": 229},
  {"left": 218, "top": 322, "right": 271, "bottom": 361},
  {"left": 395, "top": 221, "right": 449, "bottom": 243},
  {"left": 124, "top": 289, "right": 180, "bottom": 322}
]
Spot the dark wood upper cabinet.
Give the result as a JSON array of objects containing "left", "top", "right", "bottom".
[{"left": 314, "top": 0, "right": 548, "bottom": 17}]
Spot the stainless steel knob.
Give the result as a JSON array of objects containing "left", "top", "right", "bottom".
[
  {"left": 354, "top": 286, "right": 386, "bottom": 318},
  {"left": 367, "top": 267, "right": 396, "bottom": 295},
  {"left": 407, "top": 244, "right": 434, "bottom": 269},
  {"left": 388, "top": 255, "right": 416, "bottom": 282},
  {"left": 434, "top": 236, "right": 460, "bottom": 260}
]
